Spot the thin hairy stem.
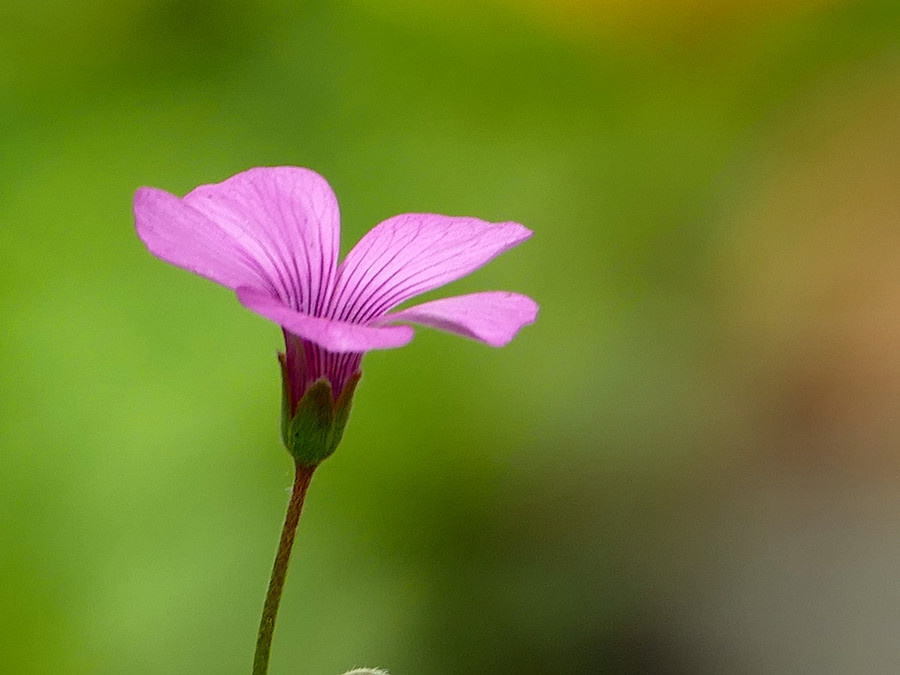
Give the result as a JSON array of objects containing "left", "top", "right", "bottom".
[{"left": 252, "top": 463, "right": 316, "bottom": 675}]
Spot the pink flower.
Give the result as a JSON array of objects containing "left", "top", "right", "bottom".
[{"left": 134, "top": 167, "right": 537, "bottom": 462}]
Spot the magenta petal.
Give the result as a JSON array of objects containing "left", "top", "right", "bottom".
[
  {"left": 331, "top": 214, "right": 532, "bottom": 323},
  {"left": 184, "top": 167, "right": 341, "bottom": 315},
  {"left": 236, "top": 286, "right": 414, "bottom": 353},
  {"left": 384, "top": 291, "right": 538, "bottom": 347},
  {"left": 135, "top": 187, "right": 271, "bottom": 291}
]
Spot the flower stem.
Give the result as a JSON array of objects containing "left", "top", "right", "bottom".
[{"left": 252, "top": 462, "right": 316, "bottom": 675}]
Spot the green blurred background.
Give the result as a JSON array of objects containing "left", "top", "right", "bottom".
[{"left": 3, "top": 0, "right": 900, "bottom": 672}]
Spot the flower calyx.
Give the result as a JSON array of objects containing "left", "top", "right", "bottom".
[{"left": 279, "top": 360, "right": 361, "bottom": 468}]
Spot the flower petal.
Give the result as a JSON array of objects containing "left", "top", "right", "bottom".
[
  {"left": 135, "top": 187, "right": 272, "bottom": 291},
  {"left": 330, "top": 214, "right": 532, "bottom": 323},
  {"left": 236, "top": 286, "right": 414, "bottom": 353},
  {"left": 383, "top": 291, "right": 538, "bottom": 347},
  {"left": 183, "top": 167, "right": 341, "bottom": 315}
]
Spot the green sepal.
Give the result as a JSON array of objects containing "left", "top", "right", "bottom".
[
  {"left": 285, "top": 373, "right": 361, "bottom": 468},
  {"left": 331, "top": 371, "right": 361, "bottom": 452},
  {"left": 278, "top": 352, "right": 291, "bottom": 447}
]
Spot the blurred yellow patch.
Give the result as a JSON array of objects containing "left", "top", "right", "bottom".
[
  {"left": 356, "top": 0, "right": 845, "bottom": 43},
  {"left": 509, "top": 0, "right": 845, "bottom": 39}
]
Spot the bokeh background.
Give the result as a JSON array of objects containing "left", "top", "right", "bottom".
[{"left": 3, "top": 0, "right": 900, "bottom": 673}]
